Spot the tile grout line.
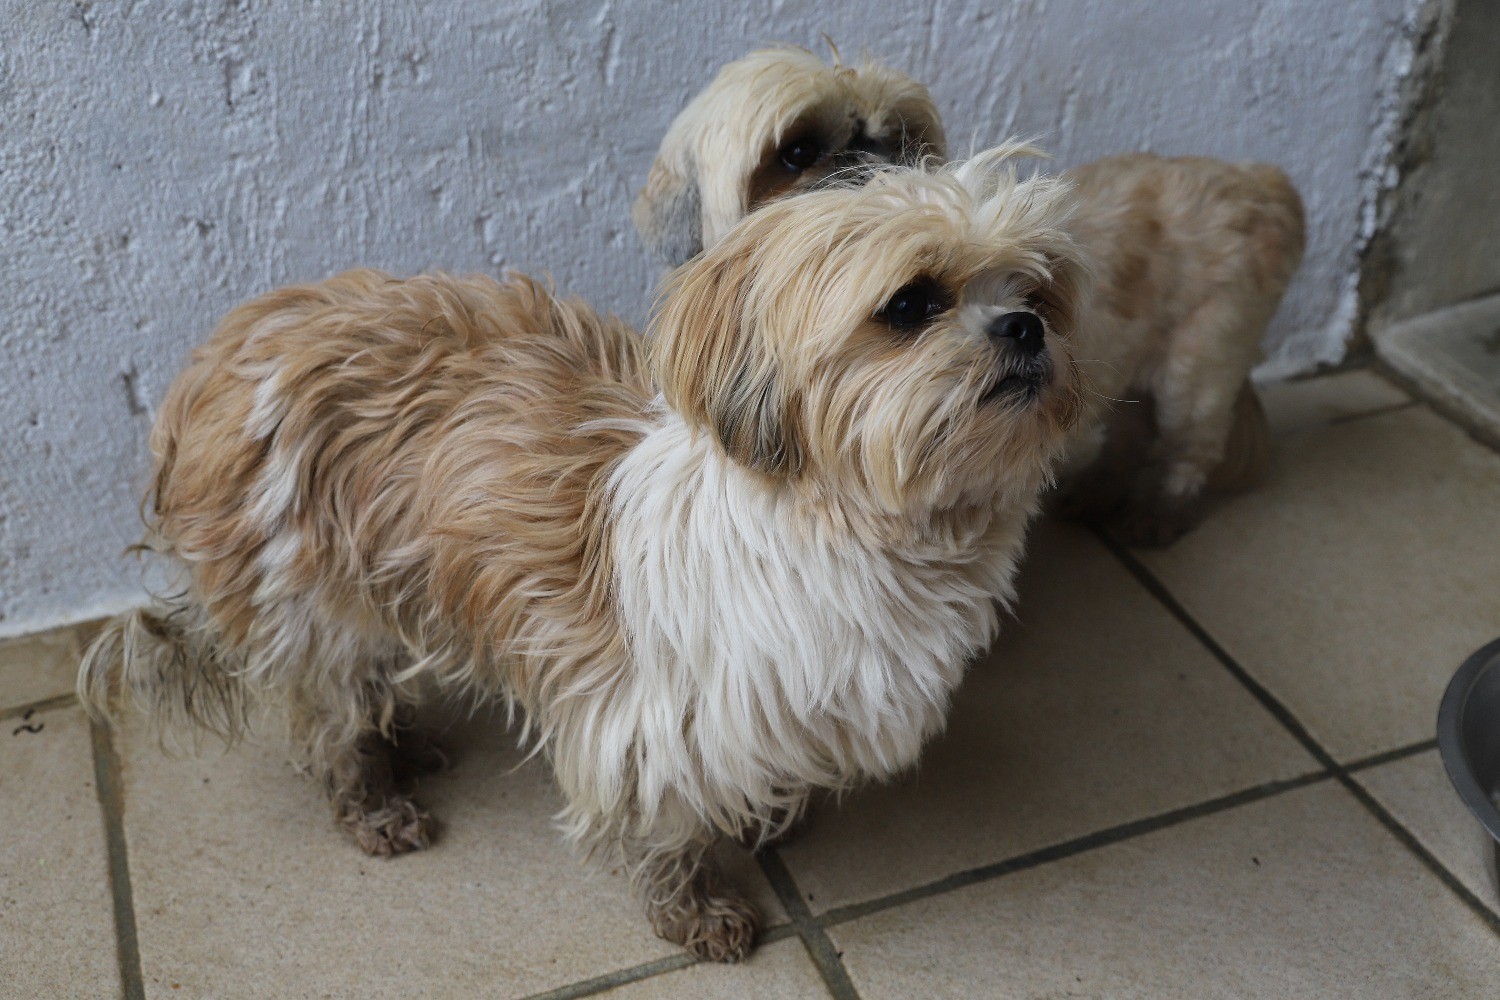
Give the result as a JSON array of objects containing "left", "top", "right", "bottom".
[
  {"left": 1092, "top": 528, "right": 1338, "bottom": 769},
  {"left": 89, "top": 717, "right": 145, "bottom": 1000},
  {"left": 1097, "top": 530, "right": 1500, "bottom": 939},
  {"left": 1338, "top": 770, "right": 1500, "bottom": 931},
  {"left": 756, "top": 849, "right": 862, "bottom": 1000},
  {"left": 813, "top": 769, "right": 1330, "bottom": 930},
  {"left": 514, "top": 926, "right": 799, "bottom": 1000},
  {"left": 515, "top": 954, "right": 700, "bottom": 1000},
  {"left": 806, "top": 736, "right": 1438, "bottom": 931},
  {"left": 1342, "top": 737, "right": 1439, "bottom": 774}
]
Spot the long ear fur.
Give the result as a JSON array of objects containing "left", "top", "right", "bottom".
[
  {"left": 887, "top": 88, "right": 949, "bottom": 164},
  {"left": 632, "top": 154, "right": 704, "bottom": 268},
  {"left": 650, "top": 250, "right": 803, "bottom": 477}
]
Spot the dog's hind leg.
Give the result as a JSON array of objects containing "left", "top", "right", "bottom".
[
  {"left": 283, "top": 649, "right": 438, "bottom": 858},
  {"left": 1116, "top": 298, "right": 1271, "bottom": 547},
  {"left": 387, "top": 703, "right": 450, "bottom": 779},
  {"left": 319, "top": 726, "right": 436, "bottom": 858}
]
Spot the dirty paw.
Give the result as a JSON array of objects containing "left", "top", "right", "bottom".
[
  {"left": 653, "top": 891, "right": 759, "bottom": 963},
  {"left": 349, "top": 798, "right": 437, "bottom": 858}
]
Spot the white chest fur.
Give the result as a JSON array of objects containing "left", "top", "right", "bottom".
[{"left": 598, "top": 414, "right": 1030, "bottom": 834}]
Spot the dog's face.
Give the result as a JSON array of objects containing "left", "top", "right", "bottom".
[
  {"left": 651, "top": 147, "right": 1091, "bottom": 517},
  {"left": 634, "top": 47, "right": 946, "bottom": 267}
]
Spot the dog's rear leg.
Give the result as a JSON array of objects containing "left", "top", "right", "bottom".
[
  {"left": 293, "top": 684, "right": 438, "bottom": 858},
  {"left": 319, "top": 728, "right": 437, "bottom": 857},
  {"left": 628, "top": 837, "right": 758, "bottom": 962},
  {"left": 387, "top": 704, "right": 450, "bottom": 779},
  {"left": 1121, "top": 302, "right": 1270, "bottom": 547}
]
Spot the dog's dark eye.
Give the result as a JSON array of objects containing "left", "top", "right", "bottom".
[
  {"left": 879, "top": 281, "right": 947, "bottom": 330},
  {"left": 779, "top": 137, "right": 823, "bottom": 172}
]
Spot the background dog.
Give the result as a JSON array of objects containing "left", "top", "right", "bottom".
[
  {"left": 81, "top": 149, "right": 1089, "bottom": 961},
  {"left": 633, "top": 45, "right": 946, "bottom": 267},
  {"left": 634, "top": 46, "right": 1306, "bottom": 545}
]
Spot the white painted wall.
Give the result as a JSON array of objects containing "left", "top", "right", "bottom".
[{"left": 0, "top": 0, "right": 1424, "bottom": 634}]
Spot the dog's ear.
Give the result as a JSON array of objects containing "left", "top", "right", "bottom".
[
  {"left": 890, "top": 89, "right": 949, "bottom": 165},
  {"left": 650, "top": 247, "right": 803, "bottom": 477},
  {"left": 632, "top": 155, "right": 704, "bottom": 268}
]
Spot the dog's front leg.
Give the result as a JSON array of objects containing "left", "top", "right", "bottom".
[{"left": 625, "top": 834, "right": 758, "bottom": 962}]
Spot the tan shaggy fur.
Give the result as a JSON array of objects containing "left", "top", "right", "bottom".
[
  {"left": 634, "top": 46, "right": 1307, "bottom": 545},
  {"left": 81, "top": 153, "right": 1090, "bottom": 961}
]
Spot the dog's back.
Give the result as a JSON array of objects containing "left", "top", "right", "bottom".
[
  {"left": 81, "top": 269, "right": 653, "bottom": 744},
  {"left": 1064, "top": 153, "right": 1304, "bottom": 388}
]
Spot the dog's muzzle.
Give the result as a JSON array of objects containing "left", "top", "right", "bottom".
[
  {"left": 987, "top": 311, "right": 1045, "bottom": 356},
  {"left": 981, "top": 311, "right": 1051, "bottom": 404}
]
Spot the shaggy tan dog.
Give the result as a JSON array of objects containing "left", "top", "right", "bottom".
[
  {"left": 81, "top": 149, "right": 1089, "bottom": 961},
  {"left": 634, "top": 46, "right": 1305, "bottom": 544}
]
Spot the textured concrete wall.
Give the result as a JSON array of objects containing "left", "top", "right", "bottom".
[
  {"left": 1369, "top": 0, "right": 1500, "bottom": 327},
  {"left": 0, "top": 0, "right": 1422, "bottom": 633}
]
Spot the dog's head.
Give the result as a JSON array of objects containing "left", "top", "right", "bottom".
[
  {"left": 651, "top": 144, "right": 1091, "bottom": 518},
  {"left": 633, "top": 46, "right": 945, "bottom": 267}
]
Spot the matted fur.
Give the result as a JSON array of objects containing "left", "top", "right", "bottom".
[
  {"left": 634, "top": 47, "right": 1307, "bottom": 544},
  {"left": 80, "top": 153, "right": 1089, "bottom": 961}
]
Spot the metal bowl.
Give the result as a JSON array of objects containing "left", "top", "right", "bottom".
[{"left": 1437, "top": 636, "right": 1500, "bottom": 898}]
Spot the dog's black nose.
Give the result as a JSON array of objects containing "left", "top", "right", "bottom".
[
  {"left": 988, "top": 311, "right": 1045, "bottom": 356},
  {"left": 847, "top": 129, "right": 891, "bottom": 161}
]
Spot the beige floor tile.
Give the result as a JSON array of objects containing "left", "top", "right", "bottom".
[
  {"left": 1360, "top": 749, "right": 1500, "bottom": 915},
  {"left": 0, "top": 625, "right": 84, "bottom": 715},
  {"left": 119, "top": 708, "right": 782, "bottom": 999},
  {"left": 778, "top": 522, "right": 1315, "bottom": 914},
  {"left": 1140, "top": 405, "right": 1500, "bottom": 761},
  {"left": 1258, "top": 369, "right": 1411, "bottom": 435},
  {"left": 0, "top": 705, "right": 120, "bottom": 997},
  {"left": 597, "top": 939, "right": 827, "bottom": 999},
  {"left": 832, "top": 782, "right": 1500, "bottom": 1000}
]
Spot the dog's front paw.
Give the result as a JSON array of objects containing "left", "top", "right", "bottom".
[
  {"left": 348, "top": 797, "right": 437, "bottom": 858},
  {"left": 660, "top": 892, "right": 759, "bottom": 963}
]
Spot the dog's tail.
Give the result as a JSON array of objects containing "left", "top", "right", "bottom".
[
  {"left": 1208, "top": 380, "right": 1273, "bottom": 494},
  {"left": 78, "top": 603, "right": 246, "bottom": 745}
]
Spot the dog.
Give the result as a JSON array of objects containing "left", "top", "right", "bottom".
[
  {"left": 634, "top": 46, "right": 1306, "bottom": 545},
  {"left": 633, "top": 45, "right": 946, "bottom": 267},
  {"left": 80, "top": 148, "right": 1090, "bottom": 962}
]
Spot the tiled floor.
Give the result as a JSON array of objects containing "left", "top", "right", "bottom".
[{"left": 3, "top": 367, "right": 1499, "bottom": 999}]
